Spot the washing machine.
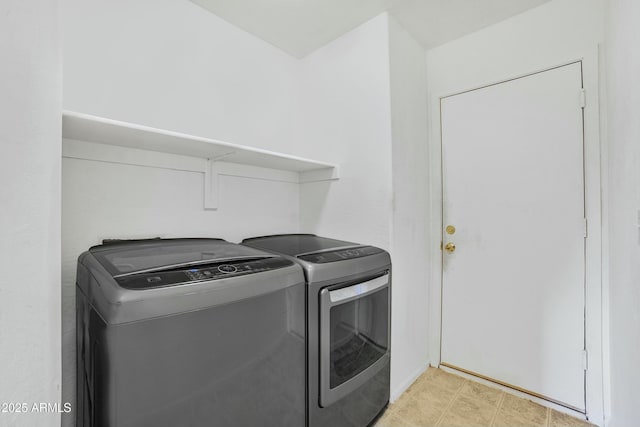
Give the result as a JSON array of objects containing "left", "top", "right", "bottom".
[
  {"left": 242, "top": 234, "right": 391, "bottom": 427},
  {"left": 75, "top": 238, "right": 306, "bottom": 427}
]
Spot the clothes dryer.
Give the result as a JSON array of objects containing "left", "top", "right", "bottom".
[{"left": 242, "top": 234, "right": 391, "bottom": 427}]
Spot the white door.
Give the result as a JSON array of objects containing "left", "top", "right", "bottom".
[{"left": 440, "top": 63, "right": 586, "bottom": 411}]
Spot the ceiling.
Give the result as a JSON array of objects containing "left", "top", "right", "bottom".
[{"left": 190, "top": 0, "right": 552, "bottom": 58}]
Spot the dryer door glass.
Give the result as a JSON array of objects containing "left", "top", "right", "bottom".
[
  {"left": 329, "top": 289, "right": 388, "bottom": 387},
  {"left": 319, "top": 273, "right": 390, "bottom": 407}
]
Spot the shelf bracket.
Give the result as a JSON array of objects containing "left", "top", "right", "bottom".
[
  {"left": 299, "top": 166, "right": 340, "bottom": 183},
  {"left": 212, "top": 150, "right": 237, "bottom": 162},
  {"left": 204, "top": 159, "right": 219, "bottom": 211}
]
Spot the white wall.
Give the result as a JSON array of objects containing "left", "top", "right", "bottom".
[
  {"left": 297, "top": 13, "right": 394, "bottom": 251},
  {"left": 62, "top": 0, "right": 301, "bottom": 154},
  {"left": 425, "top": 0, "right": 606, "bottom": 423},
  {"left": 426, "top": 0, "right": 604, "bottom": 94},
  {"left": 604, "top": 1, "right": 640, "bottom": 426},
  {"left": 297, "top": 13, "right": 431, "bottom": 400},
  {"left": 387, "top": 15, "right": 431, "bottom": 399},
  {"left": 0, "top": 1, "right": 62, "bottom": 426}
]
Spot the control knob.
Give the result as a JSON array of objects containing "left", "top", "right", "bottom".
[{"left": 217, "top": 265, "right": 237, "bottom": 274}]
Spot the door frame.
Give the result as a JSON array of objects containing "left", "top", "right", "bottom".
[{"left": 426, "top": 49, "right": 606, "bottom": 425}]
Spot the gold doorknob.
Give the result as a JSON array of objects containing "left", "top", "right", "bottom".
[{"left": 444, "top": 242, "right": 456, "bottom": 253}]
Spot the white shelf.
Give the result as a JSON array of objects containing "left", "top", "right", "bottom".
[
  {"left": 62, "top": 111, "right": 338, "bottom": 210},
  {"left": 62, "top": 111, "right": 338, "bottom": 175}
]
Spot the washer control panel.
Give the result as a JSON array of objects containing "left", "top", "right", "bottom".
[
  {"left": 297, "top": 246, "right": 384, "bottom": 264},
  {"left": 115, "top": 257, "right": 293, "bottom": 290}
]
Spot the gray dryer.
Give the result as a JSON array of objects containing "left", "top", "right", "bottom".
[{"left": 242, "top": 234, "right": 391, "bottom": 427}]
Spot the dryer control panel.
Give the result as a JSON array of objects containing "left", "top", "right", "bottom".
[
  {"left": 297, "top": 246, "right": 384, "bottom": 264},
  {"left": 115, "top": 257, "right": 293, "bottom": 290}
]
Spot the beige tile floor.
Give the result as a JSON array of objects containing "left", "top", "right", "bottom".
[{"left": 375, "top": 368, "right": 595, "bottom": 427}]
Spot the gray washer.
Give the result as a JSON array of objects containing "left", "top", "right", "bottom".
[
  {"left": 242, "top": 234, "right": 391, "bottom": 427},
  {"left": 76, "top": 238, "right": 306, "bottom": 427}
]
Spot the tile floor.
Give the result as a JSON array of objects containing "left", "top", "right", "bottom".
[{"left": 375, "top": 368, "right": 595, "bottom": 427}]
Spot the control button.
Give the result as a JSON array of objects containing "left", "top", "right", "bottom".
[{"left": 218, "top": 265, "right": 237, "bottom": 274}]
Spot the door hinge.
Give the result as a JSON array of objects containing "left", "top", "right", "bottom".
[
  {"left": 582, "top": 350, "right": 589, "bottom": 371},
  {"left": 579, "top": 89, "right": 586, "bottom": 108},
  {"left": 583, "top": 218, "right": 588, "bottom": 238}
]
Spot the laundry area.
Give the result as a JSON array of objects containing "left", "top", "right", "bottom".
[{"left": 1, "top": 0, "right": 639, "bottom": 426}]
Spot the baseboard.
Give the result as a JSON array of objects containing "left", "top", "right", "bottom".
[{"left": 390, "top": 361, "right": 431, "bottom": 402}]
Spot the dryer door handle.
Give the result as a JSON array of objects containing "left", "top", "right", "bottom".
[{"left": 328, "top": 273, "right": 389, "bottom": 305}]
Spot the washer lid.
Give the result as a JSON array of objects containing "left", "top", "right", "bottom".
[
  {"left": 90, "top": 238, "right": 269, "bottom": 277},
  {"left": 242, "top": 234, "right": 358, "bottom": 257}
]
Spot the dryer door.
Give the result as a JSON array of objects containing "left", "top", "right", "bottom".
[{"left": 319, "top": 273, "right": 390, "bottom": 407}]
